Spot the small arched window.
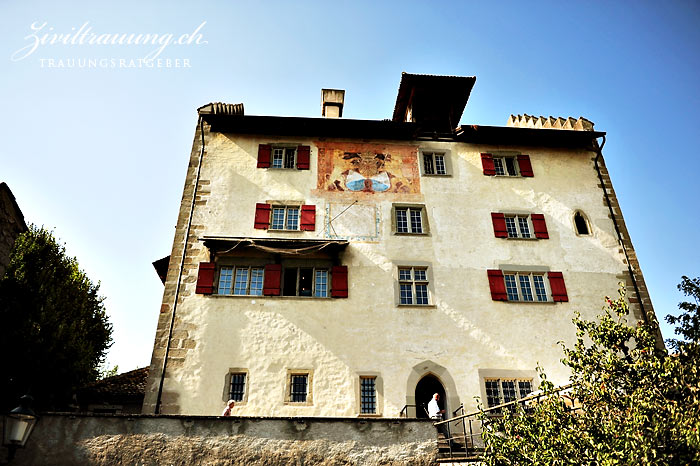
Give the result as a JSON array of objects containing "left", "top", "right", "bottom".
[{"left": 574, "top": 211, "right": 590, "bottom": 235}]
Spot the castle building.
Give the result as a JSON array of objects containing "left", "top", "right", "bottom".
[{"left": 142, "top": 73, "right": 657, "bottom": 417}]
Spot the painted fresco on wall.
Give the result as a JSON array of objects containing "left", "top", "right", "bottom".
[{"left": 317, "top": 142, "right": 420, "bottom": 194}]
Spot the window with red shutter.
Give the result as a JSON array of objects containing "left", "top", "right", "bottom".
[
  {"left": 297, "top": 145, "right": 310, "bottom": 170},
  {"left": 331, "top": 265, "right": 348, "bottom": 298},
  {"left": 196, "top": 262, "right": 215, "bottom": 294},
  {"left": 257, "top": 144, "right": 271, "bottom": 168},
  {"left": 531, "top": 214, "right": 549, "bottom": 239},
  {"left": 517, "top": 154, "right": 534, "bottom": 177},
  {"left": 487, "top": 269, "right": 508, "bottom": 301},
  {"left": 254, "top": 203, "right": 271, "bottom": 229},
  {"left": 263, "top": 264, "right": 282, "bottom": 296},
  {"left": 491, "top": 213, "right": 508, "bottom": 238},
  {"left": 300, "top": 205, "right": 316, "bottom": 231},
  {"left": 548, "top": 272, "right": 568, "bottom": 302},
  {"left": 481, "top": 153, "right": 496, "bottom": 176}
]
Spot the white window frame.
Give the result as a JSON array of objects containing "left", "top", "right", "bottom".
[
  {"left": 398, "top": 266, "right": 431, "bottom": 306},
  {"left": 218, "top": 266, "right": 264, "bottom": 296},
  {"left": 271, "top": 146, "right": 297, "bottom": 169},
  {"left": 281, "top": 266, "right": 330, "bottom": 298},
  {"left": 483, "top": 378, "right": 534, "bottom": 408},
  {"left": 422, "top": 151, "right": 448, "bottom": 175},
  {"left": 392, "top": 204, "right": 429, "bottom": 235},
  {"left": 504, "top": 214, "right": 533, "bottom": 239},
  {"left": 493, "top": 155, "right": 520, "bottom": 177},
  {"left": 503, "top": 272, "right": 549, "bottom": 302},
  {"left": 270, "top": 205, "right": 300, "bottom": 231}
]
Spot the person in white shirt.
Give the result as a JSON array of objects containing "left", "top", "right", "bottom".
[
  {"left": 428, "top": 393, "right": 445, "bottom": 419},
  {"left": 221, "top": 399, "right": 235, "bottom": 416},
  {"left": 428, "top": 393, "right": 457, "bottom": 449}
]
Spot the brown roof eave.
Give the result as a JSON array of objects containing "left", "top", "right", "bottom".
[
  {"left": 203, "top": 114, "right": 420, "bottom": 141},
  {"left": 201, "top": 114, "right": 604, "bottom": 150},
  {"left": 455, "top": 125, "right": 605, "bottom": 150}
]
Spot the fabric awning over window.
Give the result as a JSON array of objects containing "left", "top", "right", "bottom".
[{"left": 202, "top": 236, "right": 349, "bottom": 256}]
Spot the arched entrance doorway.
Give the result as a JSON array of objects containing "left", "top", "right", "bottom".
[{"left": 414, "top": 374, "right": 446, "bottom": 418}]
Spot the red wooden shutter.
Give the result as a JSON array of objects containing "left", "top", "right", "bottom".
[
  {"left": 481, "top": 153, "right": 495, "bottom": 176},
  {"left": 491, "top": 213, "right": 508, "bottom": 238},
  {"left": 254, "top": 203, "right": 271, "bottom": 229},
  {"left": 195, "top": 262, "right": 215, "bottom": 294},
  {"left": 517, "top": 154, "right": 533, "bottom": 177},
  {"left": 331, "top": 265, "right": 348, "bottom": 298},
  {"left": 297, "top": 145, "right": 310, "bottom": 170},
  {"left": 487, "top": 269, "right": 507, "bottom": 301},
  {"left": 300, "top": 205, "right": 316, "bottom": 231},
  {"left": 263, "top": 264, "right": 282, "bottom": 296},
  {"left": 531, "top": 214, "right": 549, "bottom": 239},
  {"left": 548, "top": 272, "right": 568, "bottom": 302},
  {"left": 257, "top": 144, "right": 271, "bottom": 168}
]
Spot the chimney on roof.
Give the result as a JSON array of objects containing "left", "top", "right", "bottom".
[{"left": 321, "top": 89, "right": 345, "bottom": 118}]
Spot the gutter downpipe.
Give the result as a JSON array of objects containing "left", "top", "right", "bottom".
[
  {"left": 592, "top": 135, "right": 649, "bottom": 327},
  {"left": 155, "top": 115, "right": 206, "bottom": 414}
]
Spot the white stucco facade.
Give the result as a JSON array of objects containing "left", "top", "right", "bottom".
[{"left": 143, "top": 77, "right": 656, "bottom": 418}]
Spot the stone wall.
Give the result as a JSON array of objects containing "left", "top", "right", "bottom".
[
  {"left": 0, "top": 183, "right": 27, "bottom": 278},
  {"left": 9, "top": 413, "right": 437, "bottom": 466}
]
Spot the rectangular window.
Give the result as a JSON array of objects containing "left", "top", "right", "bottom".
[
  {"left": 360, "top": 377, "right": 377, "bottom": 414},
  {"left": 394, "top": 206, "right": 427, "bottom": 234},
  {"left": 533, "top": 275, "right": 547, "bottom": 302},
  {"left": 271, "top": 147, "right": 296, "bottom": 169},
  {"left": 229, "top": 373, "right": 247, "bottom": 402},
  {"left": 218, "top": 267, "right": 234, "bottom": 295},
  {"left": 282, "top": 267, "right": 330, "bottom": 297},
  {"left": 398, "top": 267, "right": 430, "bottom": 305},
  {"left": 270, "top": 206, "right": 300, "bottom": 230},
  {"left": 290, "top": 374, "right": 308, "bottom": 402},
  {"left": 219, "top": 267, "right": 264, "bottom": 296},
  {"left": 314, "top": 269, "right": 328, "bottom": 298},
  {"left": 422, "top": 152, "right": 447, "bottom": 176},
  {"left": 493, "top": 156, "right": 519, "bottom": 176},
  {"left": 503, "top": 273, "right": 548, "bottom": 302},
  {"left": 484, "top": 378, "right": 534, "bottom": 408},
  {"left": 504, "top": 215, "right": 532, "bottom": 238}
]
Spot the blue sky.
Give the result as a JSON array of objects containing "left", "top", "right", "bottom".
[{"left": 1, "top": 1, "right": 698, "bottom": 372}]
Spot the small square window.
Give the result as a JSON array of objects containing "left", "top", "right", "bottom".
[
  {"left": 494, "top": 156, "right": 519, "bottom": 176},
  {"left": 422, "top": 151, "right": 449, "bottom": 176},
  {"left": 393, "top": 205, "right": 428, "bottom": 235},
  {"left": 270, "top": 206, "right": 300, "bottom": 231},
  {"left": 503, "top": 215, "right": 533, "bottom": 239},
  {"left": 271, "top": 147, "right": 296, "bottom": 169},
  {"left": 285, "top": 371, "right": 312, "bottom": 405}
]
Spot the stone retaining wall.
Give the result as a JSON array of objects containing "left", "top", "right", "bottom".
[{"left": 9, "top": 414, "right": 437, "bottom": 465}]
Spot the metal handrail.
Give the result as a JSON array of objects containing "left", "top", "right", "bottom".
[
  {"left": 433, "top": 384, "right": 579, "bottom": 461},
  {"left": 434, "top": 383, "right": 577, "bottom": 426}
]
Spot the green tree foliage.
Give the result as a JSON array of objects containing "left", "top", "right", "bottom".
[
  {"left": 0, "top": 225, "right": 113, "bottom": 411},
  {"left": 666, "top": 275, "right": 700, "bottom": 352},
  {"left": 481, "top": 284, "right": 700, "bottom": 465}
]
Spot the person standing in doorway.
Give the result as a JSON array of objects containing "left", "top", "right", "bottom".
[
  {"left": 429, "top": 393, "right": 456, "bottom": 449},
  {"left": 428, "top": 393, "right": 445, "bottom": 420}
]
